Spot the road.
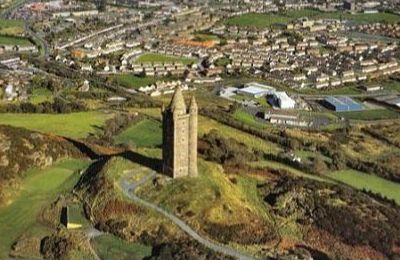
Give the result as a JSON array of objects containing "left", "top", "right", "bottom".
[
  {"left": 25, "top": 22, "right": 49, "bottom": 58},
  {"left": 57, "top": 19, "right": 163, "bottom": 50},
  {"left": 119, "top": 174, "right": 254, "bottom": 260}
]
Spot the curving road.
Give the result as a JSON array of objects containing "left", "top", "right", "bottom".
[{"left": 119, "top": 175, "right": 254, "bottom": 260}]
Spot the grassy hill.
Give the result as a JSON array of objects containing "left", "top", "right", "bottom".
[{"left": 0, "top": 159, "right": 90, "bottom": 258}]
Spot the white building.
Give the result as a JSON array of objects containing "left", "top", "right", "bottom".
[
  {"left": 271, "top": 92, "right": 296, "bottom": 109},
  {"left": 237, "top": 82, "right": 275, "bottom": 98}
]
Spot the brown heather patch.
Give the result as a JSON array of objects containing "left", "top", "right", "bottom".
[{"left": 305, "top": 227, "right": 387, "bottom": 260}]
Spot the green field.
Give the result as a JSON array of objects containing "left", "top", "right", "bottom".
[
  {"left": 92, "top": 234, "right": 151, "bottom": 259},
  {"left": 0, "top": 35, "right": 33, "bottom": 46},
  {"left": 225, "top": 10, "right": 400, "bottom": 28},
  {"left": 0, "top": 19, "right": 25, "bottom": 35},
  {"left": 233, "top": 109, "right": 266, "bottom": 129},
  {"left": 115, "top": 119, "right": 162, "bottom": 147},
  {"left": 112, "top": 74, "right": 168, "bottom": 89},
  {"left": 30, "top": 88, "right": 53, "bottom": 104},
  {"left": 0, "top": 159, "right": 89, "bottom": 258},
  {"left": 329, "top": 170, "right": 400, "bottom": 204},
  {"left": 135, "top": 53, "right": 197, "bottom": 65},
  {"left": 336, "top": 109, "right": 400, "bottom": 121},
  {"left": 0, "top": 111, "right": 112, "bottom": 138}
]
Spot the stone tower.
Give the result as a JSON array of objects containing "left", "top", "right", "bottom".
[{"left": 162, "top": 87, "right": 198, "bottom": 178}]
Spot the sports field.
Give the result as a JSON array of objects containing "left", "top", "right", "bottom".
[
  {"left": 0, "top": 159, "right": 89, "bottom": 258},
  {"left": 225, "top": 10, "right": 400, "bottom": 28},
  {"left": 0, "top": 111, "right": 112, "bottom": 138}
]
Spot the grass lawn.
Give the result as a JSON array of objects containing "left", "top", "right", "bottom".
[
  {"left": 0, "top": 19, "right": 25, "bottom": 35},
  {"left": 336, "top": 109, "right": 400, "bottom": 121},
  {"left": 0, "top": 159, "right": 90, "bottom": 258},
  {"left": 0, "top": 111, "right": 112, "bottom": 139},
  {"left": 92, "top": 234, "right": 152, "bottom": 260},
  {"left": 135, "top": 53, "right": 197, "bottom": 65},
  {"left": 112, "top": 74, "right": 168, "bottom": 89},
  {"left": 0, "top": 35, "right": 33, "bottom": 46},
  {"left": 329, "top": 170, "right": 400, "bottom": 204},
  {"left": 115, "top": 119, "right": 162, "bottom": 147}
]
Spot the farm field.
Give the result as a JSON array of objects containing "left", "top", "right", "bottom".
[
  {"left": 114, "top": 119, "right": 162, "bottom": 147},
  {"left": 0, "top": 19, "right": 25, "bottom": 35},
  {"left": 329, "top": 170, "right": 400, "bottom": 204},
  {"left": 336, "top": 109, "right": 400, "bottom": 121},
  {"left": 0, "top": 159, "right": 89, "bottom": 258},
  {"left": 135, "top": 53, "right": 197, "bottom": 65},
  {"left": 0, "top": 35, "right": 33, "bottom": 46},
  {"left": 0, "top": 111, "right": 112, "bottom": 138},
  {"left": 92, "top": 234, "right": 152, "bottom": 260}
]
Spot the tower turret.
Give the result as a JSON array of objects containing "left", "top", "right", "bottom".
[
  {"left": 188, "top": 95, "right": 198, "bottom": 177},
  {"left": 169, "top": 86, "right": 186, "bottom": 116}
]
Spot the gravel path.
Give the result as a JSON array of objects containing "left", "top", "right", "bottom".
[{"left": 119, "top": 174, "right": 254, "bottom": 260}]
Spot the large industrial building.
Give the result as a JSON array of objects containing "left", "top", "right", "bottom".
[
  {"left": 270, "top": 92, "right": 296, "bottom": 109},
  {"left": 237, "top": 82, "right": 275, "bottom": 98},
  {"left": 323, "top": 96, "right": 363, "bottom": 112}
]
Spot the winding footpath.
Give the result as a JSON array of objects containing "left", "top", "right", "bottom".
[{"left": 119, "top": 174, "right": 254, "bottom": 260}]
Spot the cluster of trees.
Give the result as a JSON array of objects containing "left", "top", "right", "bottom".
[
  {"left": 199, "top": 130, "right": 260, "bottom": 166},
  {"left": 1, "top": 98, "right": 87, "bottom": 113},
  {"left": 86, "top": 113, "right": 144, "bottom": 146}
]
